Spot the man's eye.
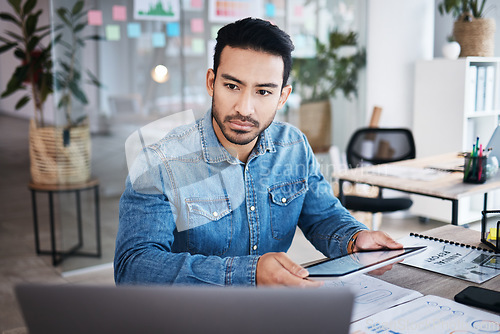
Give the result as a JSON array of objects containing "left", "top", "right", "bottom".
[
  {"left": 257, "top": 90, "right": 271, "bottom": 96},
  {"left": 226, "top": 84, "right": 238, "bottom": 90}
]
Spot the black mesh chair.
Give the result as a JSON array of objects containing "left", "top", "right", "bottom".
[{"left": 342, "top": 128, "right": 416, "bottom": 229}]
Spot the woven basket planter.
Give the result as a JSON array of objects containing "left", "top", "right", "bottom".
[
  {"left": 299, "top": 100, "right": 331, "bottom": 152},
  {"left": 453, "top": 17, "right": 496, "bottom": 57},
  {"left": 29, "top": 119, "right": 91, "bottom": 185}
]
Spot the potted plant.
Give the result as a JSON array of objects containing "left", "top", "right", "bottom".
[
  {"left": 291, "top": 30, "right": 366, "bottom": 152},
  {"left": 438, "top": 0, "right": 495, "bottom": 57},
  {"left": 0, "top": 0, "right": 102, "bottom": 185}
]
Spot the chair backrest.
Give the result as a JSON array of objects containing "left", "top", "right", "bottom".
[{"left": 346, "top": 128, "right": 416, "bottom": 168}]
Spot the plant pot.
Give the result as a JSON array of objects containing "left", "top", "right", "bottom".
[
  {"left": 453, "top": 17, "right": 496, "bottom": 57},
  {"left": 298, "top": 100, "right": 331, "bottom": 152},
  {"left": 29, "top": 120, "right": 91, "bottom": 185}
]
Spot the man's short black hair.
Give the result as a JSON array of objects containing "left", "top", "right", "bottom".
[{"left": 213, "top": 17, "right": 295, "bottom": 89}]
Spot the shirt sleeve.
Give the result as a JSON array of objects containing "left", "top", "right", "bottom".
[{"left": 297, "top": 136, "right": 368, "bottom": 257}]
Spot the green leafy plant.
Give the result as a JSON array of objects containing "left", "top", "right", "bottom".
[
  {"left": 292, "top": 30, "right": 366, "bottom": 103},
  {"left": 0, "top": 0, "right": 54, "bottom": 127},
  {"left": 54, "top": 0, "right": 102, "bottom": 128},
  {"left": 438, "top": 0, "right": 490, "bottom": 19}
]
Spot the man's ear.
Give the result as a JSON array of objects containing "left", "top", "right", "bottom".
[
  {"left": 277, "top": 85, "right": 292, "bottom": 110},
  {"left": 206, "top": 69, "right": 215, "bottom": 97}
]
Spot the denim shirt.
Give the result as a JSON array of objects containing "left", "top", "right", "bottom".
[{"left": 114, "top": 110, "right": 367, "bottom": 286}]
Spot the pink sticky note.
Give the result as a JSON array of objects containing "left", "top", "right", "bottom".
[
  {"left": 191, "top": 0, "right": 203, "bottom": 9},
  {"left": 191, "top": 18, "right": 204, "bottom": 33},
  {"left": 112, "top": 5, "right": 127, "bottom": 21},
  {"left": 294, "top": 5, "right": 303, "bottom": 17},
  {"left": 88, "top": 10, "right": 103, "bottom": 26}
]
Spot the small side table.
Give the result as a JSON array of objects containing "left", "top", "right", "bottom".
[{"left": 28, "top": 178, "right": 102, "bottom": 266}]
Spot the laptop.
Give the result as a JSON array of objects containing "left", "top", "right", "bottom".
[
  {"left": 15, "top": 283, "right": 354, "bottom": 334},
  {"left": 486, "top": 125, "right": 500, "bottom": 164}
]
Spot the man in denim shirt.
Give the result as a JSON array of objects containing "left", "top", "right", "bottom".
[{"left": 114, "top": 17, "right": 402, "bottom": 287}]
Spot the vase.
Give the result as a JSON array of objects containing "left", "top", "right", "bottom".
[
  {"left": 29, "top": 120, "right": 91, "bottom": 185},
  {"left": 442, "top": 41, "right": 461, "bottom": 60},
  {"left": 453, "top": 17, "right": 496, "bottom": 57}
]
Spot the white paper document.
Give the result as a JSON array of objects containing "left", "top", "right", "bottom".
[
  {"left": 365, "top": 165, "right": 450, "bottom": 181},
  {"left": 399, "top": 234, "right": 500, "bottom": 284},
  {"left": 324, "top": 274, "right": 423, "bottom": 322},
  {"left": 350, "top": 295, "right": 500, "bottom": 333}
]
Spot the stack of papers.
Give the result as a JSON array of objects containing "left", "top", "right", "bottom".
[{"left": 366, "top": 165, "right": 450, "bottom": 181}]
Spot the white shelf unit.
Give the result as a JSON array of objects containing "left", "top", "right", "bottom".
[{"left": 412, "top": 57, "right": 500, "bottom": 225}]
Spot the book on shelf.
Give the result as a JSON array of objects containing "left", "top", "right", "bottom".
[
  {"left": 476, "top": 66, "right": 486, "bottom": 112},
  {"left": 468, "top": 65, "right": 478, "bottom": 112},
  {"left": 398, "top": 232, "right": 499, "bottom": 284},
  {"left": 484, "top": 65, "right": 496, "bottom": 111}
]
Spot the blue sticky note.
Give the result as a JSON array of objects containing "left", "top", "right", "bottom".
[
  {"left": 127, "top": 23, "right": 141, "bottom": 38},
  {"left": 167, "top": 22, "right": 180, "bottom": 37},
  {"left": 266, "top": 3, "right": 276, "bottom": 18},
  {"left": 152, "top": 32, "right": 166, "bottom": 48}
]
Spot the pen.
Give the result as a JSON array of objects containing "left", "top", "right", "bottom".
[{"left": 478, "top": 144, "right": 483, "bottom": 181}]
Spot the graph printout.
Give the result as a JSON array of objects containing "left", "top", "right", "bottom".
[
  {"left": 350, "top": 295, "right": 500, "bottom": 334},
  {"left": 399, "top": 234, "right": 500, "bottom": 284}
]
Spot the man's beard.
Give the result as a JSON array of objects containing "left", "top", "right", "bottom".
[{"left": 211, "top": 98, "right": 275, "bottom": 146}]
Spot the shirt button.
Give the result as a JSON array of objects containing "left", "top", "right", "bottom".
[
  {"left": 250, "top": 206, "right": 255, "bottom": 211},
  {"left": 253, "top": 245, "right": 257, "bottom": 251},
  {"left": 212, "top": 211, "right": 218, "bottom": 217},
  {"left": 281, "top": 197, "right": 287, "bottom": 203}
]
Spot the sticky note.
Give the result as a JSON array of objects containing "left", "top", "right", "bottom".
[
  {"left": 265, "top": 3, "right": 276, "bottom": 18},
  {"left": 191, "top": 0, "right": 203, "bottom": 9},
  {"left": 88, "top": 10, "right": 103, "bottom": 26},
  {"left": 191, "top": 18, "right": 204, "bottom": 33},
  {"left": 127, "top": 23, "right": 141, "bottom": 38},
  {"left": 152, "top": 32, "right": 166, "bottom": 48},
  {"left": 113, "top": 5, "right": 127, "bottom": 21},
  {"left": 294, "top": 5, "right": 303, "bottom": 17},
  {"left": 167, "top": 22, "right": 180, "bottom": 37},
  {"left": 211, "top": 26, "right": 221, "bottom": 39},
  {"left": 191, "top": 38, "right": 204, "bottom": 54},
  {"left": 106, "top": 25, "right": 120, "bottom": 41}
]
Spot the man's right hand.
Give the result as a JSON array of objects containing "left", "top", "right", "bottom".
[{"left": 255, "top": 252, "right": 323, "bottom": 287}]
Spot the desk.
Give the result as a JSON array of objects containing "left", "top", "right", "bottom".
[
  {"left": 377, "top": 225, "right": 499, "bottom": 303},
  {"left": 28, "top": 178, "right": 102, "bottom": 266},
  {"left": 334, "top": 152, "right": 500, "bottom": 225}
]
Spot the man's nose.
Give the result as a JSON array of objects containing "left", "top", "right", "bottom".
[{"left": 235, "top": 90, "right": 254, "bottom": 116}]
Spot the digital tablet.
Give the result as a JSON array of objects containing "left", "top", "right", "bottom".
[{"left": 304, "top": 246, "right": 427, "bottom": 280}]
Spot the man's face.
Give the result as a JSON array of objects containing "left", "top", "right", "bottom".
[{"left": 206, "top": 46, "right": 291, "bottom": 147}]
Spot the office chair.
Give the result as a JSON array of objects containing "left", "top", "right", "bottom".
[{"left": 342, "top": 128, "right": 416, "bottom": 230}]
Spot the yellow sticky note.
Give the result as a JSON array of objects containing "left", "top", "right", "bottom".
[{"left": 489, "top": 228, "right": 498, "bottom": 240}]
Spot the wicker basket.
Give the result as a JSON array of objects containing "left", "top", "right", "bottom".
[
  {"left": 453, "top": 17, "right": 496, "bottom": 57},
  {"left": 29, "top": 119, "right": 91, "bottom": 185}
]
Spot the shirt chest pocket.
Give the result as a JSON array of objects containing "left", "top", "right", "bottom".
[
  {"left": 185, "top": 197, "right": 233, "bottom": 256},
  {"left": 268, "top": 179, "right": 308, "bottom": 240}
]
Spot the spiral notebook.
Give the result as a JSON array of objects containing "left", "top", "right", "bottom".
[{"left": 399, "top": 233, "right": 500, "bottom": 284}]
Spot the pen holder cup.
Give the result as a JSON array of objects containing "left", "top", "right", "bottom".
[{"left": 463, "top": 154, "right": 487, "bottom": 184}]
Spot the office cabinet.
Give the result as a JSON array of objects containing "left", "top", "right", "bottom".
[{"left": 411, "top": 57, "right": 500, "bottom": 224}]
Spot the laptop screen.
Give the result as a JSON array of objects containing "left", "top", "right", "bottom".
[{"left": 16, "top": 283, "right": 354, "bottom": 334}]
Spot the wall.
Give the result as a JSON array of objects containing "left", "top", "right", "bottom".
[{"left": 365, "top": 0, "right": 435, "bottom": 129}]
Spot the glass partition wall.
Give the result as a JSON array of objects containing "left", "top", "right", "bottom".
[{"left": 48, "top": 0, "right": 366, "bottom": 272}]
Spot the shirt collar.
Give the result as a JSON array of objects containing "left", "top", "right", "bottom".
[{"left": 199, "top": 110, "right": 276, "bottom": 164}]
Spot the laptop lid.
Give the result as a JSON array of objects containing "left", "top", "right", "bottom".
[
  {"left": 486, "top": 125, "right": 500, "bottom": 163},
  {"left": 15, "top": 284, "right": 354, "bottom": 334}
]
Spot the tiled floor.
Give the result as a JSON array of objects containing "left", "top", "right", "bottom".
[{"left": 0, "top": 113, "right": 467, "bottom": 333}]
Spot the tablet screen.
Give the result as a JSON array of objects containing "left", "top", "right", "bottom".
[{"left": 304, "top": 246, "right": 426, "bottom": 278}]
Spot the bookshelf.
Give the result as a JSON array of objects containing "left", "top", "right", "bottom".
[{"left": 411, "top": 57, "right": 500, "bottom": 225}]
